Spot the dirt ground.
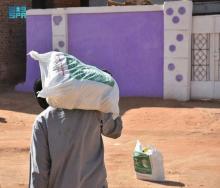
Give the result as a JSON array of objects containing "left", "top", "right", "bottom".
[{"left": 0, "top": 87, "right": 220, "bottom": 188}]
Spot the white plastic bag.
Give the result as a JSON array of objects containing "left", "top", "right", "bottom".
[
  {"left": 133, "top": 140, "right": 165, "bottom": 181},
  {"left": 29, "top": 51, "right": 119, "bottom": 119}
]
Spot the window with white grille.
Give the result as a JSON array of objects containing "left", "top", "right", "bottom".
[{"left": 191, "top": 33, "right": 210, "bottom": 81}]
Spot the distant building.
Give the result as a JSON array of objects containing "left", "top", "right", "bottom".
[
  {"left": 0, "top": 0, "right": 83, "bottom": 84},
  {"left": 92, "top": 0, "right": 220, "bottom": 15},
  {"left": 0, "top": 0, "right": 220, "bottom": 84},
  {"left": 192, "top": 0, "right": 220, "bottom": 15},
  {"left": 0, "top": 1, "right": 31, "bottom": 84}
]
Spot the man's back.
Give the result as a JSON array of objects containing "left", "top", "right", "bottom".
[{"left": 29, "top": 107, "right": 122, "bottom": 188}]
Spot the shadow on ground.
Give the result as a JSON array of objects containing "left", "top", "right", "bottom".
[
  {"left": 0, "top": 86, "right": 42, "bottom": 114},
  {"left": 0, "top": 117, "right": 7, "bottom": 123},
  {"left": 120, "top": 97, "right": 220, "bottom": 116},
  {"left": 146, "top": 180, "right": 185, "bottom": 187},
  {"left": 1, "top": 85, "right": 220, "bottom": 115}
]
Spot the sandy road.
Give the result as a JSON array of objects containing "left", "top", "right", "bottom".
[{"left": 0, "top": 89, "right": 220, "bottom": 188}]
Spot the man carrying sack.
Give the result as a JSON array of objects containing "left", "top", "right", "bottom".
[{"left": 29, "top": 52, "right": 123, "bottom": 188}]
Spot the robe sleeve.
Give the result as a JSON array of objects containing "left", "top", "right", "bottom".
[
  {"left": 100, "top": 113, "right": 123, "bottom": 139},
  {"left": 29, "top": 117, "right": 51, "bottom": 188}
]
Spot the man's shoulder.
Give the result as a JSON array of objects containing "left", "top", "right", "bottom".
[
  {"left": 36, "top": 108, "right": 102, "bottom": 122},
  {"left": 35, "top": 107, "right": 56, "bottom": 122}
]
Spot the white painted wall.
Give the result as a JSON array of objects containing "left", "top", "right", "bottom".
[
  {"left": 191, "top": 15, "right": 220, "bottom": 99},
  {"left": 163, "top": 0, "right": 193, "bottom": 101},
  {"left": 51, "top": 14, "right": 68, "bottom": 53},
  {"left": 27, "top": 5, "right": 163, "bottom": 15}
]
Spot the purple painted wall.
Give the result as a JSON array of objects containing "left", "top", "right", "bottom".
[
  {"left": 16, "top": 11, "right": 164, "bottom": 97},
  {"left": 68, "top": 12, "right": 164, "bottom": 97},
  {"left": 15, "top": 15, "right": 52, "bottom": 91}
]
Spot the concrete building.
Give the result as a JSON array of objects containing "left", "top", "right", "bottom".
[
  {"left": 1, "top": 0, "right": 220, "bottom": 85},
  {"left": 0, "top": 0, "right": 82, "bottom": 84},
  {"left": 0, "top": 1, "right": 31, "bottom": 84}
]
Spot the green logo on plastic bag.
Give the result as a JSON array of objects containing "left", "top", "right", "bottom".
[
  {"left": 133, "top": 152, "right": 152, "bottom": 175},
  {"left": 65, "top": 54, "right": 115, "bottom": 87}
]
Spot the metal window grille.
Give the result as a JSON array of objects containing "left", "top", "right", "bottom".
[{"left": 191, "top": 33, "right": 210, "bottom": 81}]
